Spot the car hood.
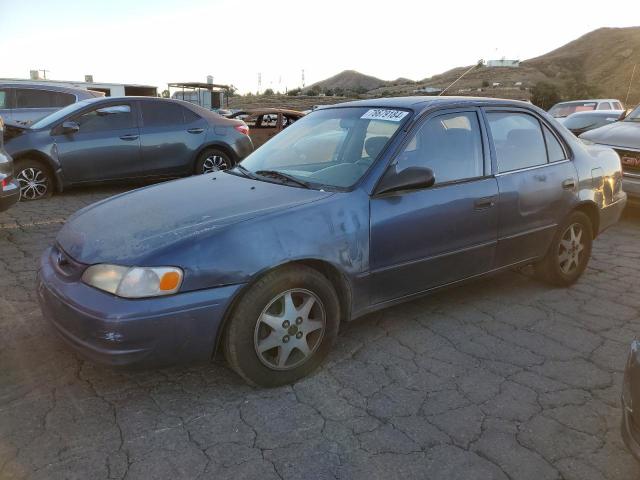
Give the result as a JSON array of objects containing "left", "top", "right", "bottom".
[
  {"left": 580, "top": 121, "right": 640, "bottom": 149},
  {"left": 57, "top": 172, "right": 333, "bottom": 264}
]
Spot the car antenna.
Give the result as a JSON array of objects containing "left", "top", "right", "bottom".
[{"left": 438, "top": 59, "right": 485, "bottom": 96}]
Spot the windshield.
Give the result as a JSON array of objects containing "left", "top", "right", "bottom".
[
  {"left": 549, "top": 101, "right": 597, "bottom": 118},
  {"left": 237, "top": 106, "right": 410, "bottom": 189},
  {"left": 30, "top": 99, "right": 94, "bottom": 129},
  {"left": 624, "top": 105, "right": 640, "bottom": 122}
]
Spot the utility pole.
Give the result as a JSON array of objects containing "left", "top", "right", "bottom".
[
  {"left": 257, "top": 72, "right": 262, "bottom": 94},
  {"left": 301, "top": 69, "right": 305, "bottom": 89},
  {"left": 625, "top": 64, "right": 637, "bottom": 106},
  {"left": 39, "top": 69, "right": 50, "bottom": 80}
]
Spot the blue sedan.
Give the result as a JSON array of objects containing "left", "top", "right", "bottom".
[{"left": 37, "top": 97, "right": 627, "bottom": 386}]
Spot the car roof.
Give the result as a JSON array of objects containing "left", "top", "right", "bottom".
[
  {"left": 567, "top": 109, "right": 624, "bottom": 117},
  {"left": 233, "top": 108, "right": 306, "bottom": 117},
  {"left": 0, "top": 82, "right": 100, "bottom": 96},
  {"left": 322, "top": 96, "right": 535, "bottom": 112},
  {"left": 553, "top": 99, "right": 621, "bottom": 105}
]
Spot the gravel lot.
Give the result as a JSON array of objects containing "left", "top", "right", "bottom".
[{"left": 1, "top": 185, "right": 639, "bottom": 480}]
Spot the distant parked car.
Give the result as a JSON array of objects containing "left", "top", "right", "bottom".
[
  {"left": 37, "top": 97, "right": 626, "bottom": 386},
  {"left": 580, "top": 104, "right": 640, "bottom": 203},
  {"left": 562, "top": 110, "right": 624, "bottom": 136},
  {"left": 0, "top": 82, "right": 102, "bottom": 125},
  {"left": 229, "top": 109, "right": 305, "bottom": 147},
  {"left": 4, "top": 97, "right": 253, "bottom": 200},
  {"left": 549, "top": 99, "right": 624, "bottom": 119},
  {"left": 0, "top": 116, "right": 20, "bottom": 211}
]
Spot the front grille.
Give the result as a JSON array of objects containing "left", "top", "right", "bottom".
[{"left": 615, "top": 148, "right": 640, "bottom": 175}]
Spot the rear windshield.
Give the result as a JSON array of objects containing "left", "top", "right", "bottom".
[{"left": 549, "top": 102, "right": 597, "bottom": 118}]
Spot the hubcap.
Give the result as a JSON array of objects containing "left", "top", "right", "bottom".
[
  {"left": 17, "top": 167, "right": 49, "bottom": 200},
  {"left": 253, "top": 289, "right": 326, "bottom": 371},
  {"left": 202, "top": 155, "right": 228, "bottom": 173},
  {"left": 558, "top": 223, "right": 585, "bottom": 274}
]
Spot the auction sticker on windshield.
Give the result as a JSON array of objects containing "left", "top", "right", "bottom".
[{"left": 361, "top": 109, "right": 409, "bottom": 122}]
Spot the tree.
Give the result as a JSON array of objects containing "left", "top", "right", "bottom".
[
  {"left": 481, "top": 80, "right": 490, "bottom": 88},
  {"left": 287, "top": 88, "right": 301, "bottom": 96},
  {"left": 530, "top": 81, "right": 562, "bottom": 110},
  {"left": 161, "top": 89, "right": 170, "bottom": 98},
  {"left": 324, "top": 88, "right": 334, "bottom": 96},
  {"left": 263, "top": 88, "right": 275, "bottom": 96}
]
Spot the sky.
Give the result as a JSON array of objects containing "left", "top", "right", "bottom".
[{"left": 1, "top": 0, "right": 638, "bottom": 94}]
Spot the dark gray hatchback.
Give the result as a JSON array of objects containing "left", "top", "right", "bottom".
[{"left": 4, "top": 97, "right": 253, "bottom": 200}]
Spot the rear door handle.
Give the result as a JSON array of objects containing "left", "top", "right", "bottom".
[
  {"left": 474, "top": 196, "right": 496, "bottom": 210},
  {"left": 187, "top": 128, "right": 204, "bottom": 134},
  {"left": 119, "top": 134, "right": 139, "bottom": 141},
  {"left": 562, "top": 178, "right": 576, "bottom": 189}
]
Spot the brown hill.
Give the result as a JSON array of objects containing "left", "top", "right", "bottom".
[
  {"left": 307, "top": 70, "right": 387, "bottom": 92},
  {"left": 316, "top": 27, "right": 640, "bottom": 105}
]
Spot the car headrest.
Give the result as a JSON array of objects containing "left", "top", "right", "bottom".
[
  {"left": 507, "top": 128, "right": 540, "bottom": 147},
  {"left": 365, "top": 136, "right": 389, "bottom": 159}
]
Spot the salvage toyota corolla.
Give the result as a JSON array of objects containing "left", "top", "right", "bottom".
[{"left": 37, "top": 97, "right": 627, "bottom": 386}]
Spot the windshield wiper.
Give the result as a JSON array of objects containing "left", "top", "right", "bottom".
[
  {"left": 232, "top": 163, "right": 259, "bottom": 179},
  {"left": 255, "top": 170, "right": 313, "bottom": 189}
]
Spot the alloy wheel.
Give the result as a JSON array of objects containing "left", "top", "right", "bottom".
[
  {"left": 558, "top": 222, "right": 585, "bottom": 274},
  {"left": 253, "top": 288, "right": 326, "bottom": 370},
  {"left": 202, "top": 155, "right": 228, "bottom": 173},
  {"left": 17, "top": 167, "right": 49, "bottom": 200}
]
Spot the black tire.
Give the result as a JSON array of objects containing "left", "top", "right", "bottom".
[
  {"left": 15, "top": 159, "right": 54, "bottom": 201},
  {"left": 195, "top": 148, "right": 234, "bottom": 174},
  {"left": 223, "top": 265, "right": 340, "bottom": 387},
  {"left": 534, "top": 211, "right": 593, "bottom": 286}
]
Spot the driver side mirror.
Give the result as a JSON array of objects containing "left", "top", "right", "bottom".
[
  {"left": 61, "top": 121, "right": 80, "bottom": 134},
  {"left": 376, "top": 165, "right": 435, "bottom": 195}
]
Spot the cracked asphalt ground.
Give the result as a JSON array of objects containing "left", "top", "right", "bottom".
[{"left": 1, "top": 185, "right": 639, "bottom": 480}]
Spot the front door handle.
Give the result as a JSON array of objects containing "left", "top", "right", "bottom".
[
  {"left": 119, "top": 134, "right": 139, "bottom": 141},
  {"left": 187, "top": 128, "right": 204, "bottom": 134},
  {"left": 474, "top": 196, "right": 496, "bottom": 210},
  {"left": 562, "top": 178, "right": 576, "bottom": 190}
]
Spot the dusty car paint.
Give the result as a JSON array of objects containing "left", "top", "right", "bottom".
[{"left": 37, "top": 96, "right": 627, "bottom": 368}]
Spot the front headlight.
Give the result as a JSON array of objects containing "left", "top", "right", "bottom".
[{"left": 82, "top": 264, "right": 183, "bottom": 298}]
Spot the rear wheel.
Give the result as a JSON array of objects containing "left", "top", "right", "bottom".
[
  {"left": 223, "top": 265, "right": 340, "bottom": 387},
  {"left": 534, "top": 211, "right": 593, "bottom": 286},
  {"left": 195, "top": 148, "right": 233, "bottom": 174},
  {"left": 15, "top": 159, "right": 54, "bottom": 201}
]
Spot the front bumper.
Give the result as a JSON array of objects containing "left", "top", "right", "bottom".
[
  {"left": 37, "top": 247, "right": 243, "bottom": 368},
  {"left": 623, "top": 174, "right": 640, "bottom": 204},
  {"left": 0, "top": 179, "right": 20, "bottom": 212}
]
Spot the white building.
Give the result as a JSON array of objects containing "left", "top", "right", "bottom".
[
  {"left": 2, "top": 77, "right": 158, "bottom": 97},
  {"left": 486, "top": 59, "right": 520, "bottom": 68}
]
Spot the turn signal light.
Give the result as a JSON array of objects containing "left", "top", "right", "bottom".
[{"left": 159, "top": 271, "right": 181, "bottom": 291}]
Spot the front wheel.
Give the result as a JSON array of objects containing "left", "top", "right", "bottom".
[
  {"left": 534, "top": 211, "right": 593, "bottom": 286},
  {"left": 195, "top": 148, "right": 233, "bottom": 174},
  {"left": 223, "top": 265, "right": 340, "bottom": 387}
]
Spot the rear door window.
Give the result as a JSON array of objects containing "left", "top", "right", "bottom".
[
  {"left": 542, "top": 125, "right": 567, "bottom": 162},
  {"left": 487, "top": 112, "right": 547, "bottom": 173},
  {"left": 140, "top": 101, "right": 185, "bottom": 127},
  {"left": 613, "top": 102, "right": 623, "bottom": 110},
  {"left": 597, "top": 102, "right": 612, "bottom": 110},
  {"left": 74, "top": 104, "right": 134, "bottom": 133},
  {"left": 14, "top": 89, "right": 75, "bottom": 108}
]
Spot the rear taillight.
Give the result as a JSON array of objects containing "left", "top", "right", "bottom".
[
  {"left": 1, "top": 175, "right": 11, "bottom": 190},
  {"left": 234, "top": 124, "right": 249, "bottom": 136}
]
